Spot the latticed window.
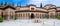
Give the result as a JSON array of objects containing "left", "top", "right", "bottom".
[{"left": 31, "top": 8, "right": 34, "bottom": 11}]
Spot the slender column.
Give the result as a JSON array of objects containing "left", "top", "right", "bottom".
[
  {"left": 25, "top": 13, "right": 26, "bottom": 17},
  {"left": 21, "top": 13, "right": 22, "bottom": 19},
  {"left": 23, "top": 13, "right": 25, "bottom": 17},
  {"left": 49, "top": 13, "right": 50, "bottom": 19},
  {"left": 22, "top": 13, "right": 24, "bottom": 18},
  {"left": 54, "top": 12, "right": 55, "bottom": 19},
  {"left": 22, "top": 13, "right": 23, "bottom": 19},
  {"left": 40, "top": 14, "right": 41, "bottom": 19},
  {"left": 41, "top": 14, "right": 42, "bottom": 19},
  {"left": 14, "top": 11, "right": 15, "bottom": 20},
  {"left": 39, "top": 13, "right": 40, "bottom": 19},
  {"left": 58, "top": 12, "right": 59, "bottom": 16},
  {"left": 41, "top": 13, "right": 42, "bottom": 19},
  {"left": 25, "top": 13, "right": 27, "bottom": 17},
  {"left": 27, "top": 13, "right": 28, "bottom": 19},
  {"left": 19, "top": 14, "right": 20, "bottom": 19},
  {"left": 18, "top": 13, "right": 20, "bottom": 19},
  {"left": 44, "top": 14, "right": 45, "bottom": 18},
  {"left": 7, "top": 10, "right": 10, "bottom": 20},
  {"left": 7, "top": 11, "right": 9, "bottom": 20},
  {"left": 20, "top": 13, "right": 21, "bottom": 18},
  {"left": 26, "top": 13, "right": 27, "bottom": 19},
  {"left": 8, "top": 13, "right": 10, "bottom": 20},
  {"left": 17, "top": 13, "right": 19, "bottom": 19},
  {"left": 20, "top": 14, "right": 22, "bottom": 19},
  {"left": 39, "top": 14, "right": 40, "bottom": 19}
]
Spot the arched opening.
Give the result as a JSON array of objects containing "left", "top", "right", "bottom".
[
  {"left": 1, "top": 12, "right": 3, "bottom": 18},
  {"left": 31, "top": 13, "right": 34, "bottom": 19}
]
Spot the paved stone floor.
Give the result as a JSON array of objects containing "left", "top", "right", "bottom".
[{"left": 0, "top": 19, "right": 60, "bottom": 26}]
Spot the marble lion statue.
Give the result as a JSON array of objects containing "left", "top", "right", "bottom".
[{"left": 33, "top": 19, "right": 42, "bottom": 23}]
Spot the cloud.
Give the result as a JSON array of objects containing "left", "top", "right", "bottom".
[{"left": 28, "top": 0, "right": 48, "bottom": 7}]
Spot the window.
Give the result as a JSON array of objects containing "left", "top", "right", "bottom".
[{"left": 31, "top": 8, "right": 34, "bottom": 11}]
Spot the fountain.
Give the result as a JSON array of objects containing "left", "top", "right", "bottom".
[{"left": 33, "top": 19, "right": 42, "bottom": 23}]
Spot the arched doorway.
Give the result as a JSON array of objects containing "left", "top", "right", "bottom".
[
  {"left": 1, "top": 12, "right": 3, "bottom": 18},
  {"left": 31, "top": 13, "right": 34, "bottom": 19}
]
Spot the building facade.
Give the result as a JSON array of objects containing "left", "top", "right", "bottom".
[{"left": 0, "top": 4, "right": 60, "bottom": 20}]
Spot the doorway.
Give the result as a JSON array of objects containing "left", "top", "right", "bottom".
[{"left": 31, "top": 13, "right": 34, "bottom": 19}]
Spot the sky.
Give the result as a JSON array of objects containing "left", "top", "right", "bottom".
[{"left": 0, "top": 0, "right": 60, "bottom": 7}]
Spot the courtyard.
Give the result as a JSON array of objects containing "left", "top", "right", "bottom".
[{"left": 0, "top": 19, "right": 60, "bottom": 26}]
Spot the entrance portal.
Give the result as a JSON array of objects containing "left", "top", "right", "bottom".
[{"left": 31, "top": 13, "right": 34, "bottom": 19}]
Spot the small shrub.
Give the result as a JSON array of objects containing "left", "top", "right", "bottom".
[
  {"left": 13, "top": 16, "right": 17, "bottom": 20},
  {"left": 14, "top": 16, "right": 17, "bottom": 20},
  {"left": 0, "top": 16, "right": 4, "bottom": 22},
  {"left": 57, "top": 16, "right": 60, "bottom": 20},
  {"left": 46, "top": 16, "right": 49, "bottom": 19}
]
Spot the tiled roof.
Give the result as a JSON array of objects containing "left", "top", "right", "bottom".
[
  {"left": 26, "top": 4, "right": 36, "bottom": 7},
  {"left": 44, "top": 4, "right": 56, "bottom": 7},
  {"left": 3, "top": 5, "right": 15, "bottom": 10},
  {"left": 0, "top": 6, "right": 5, "bottom": 10},
  {"left": 15, "top": 10, "right": 48, "bottom": 13}
]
